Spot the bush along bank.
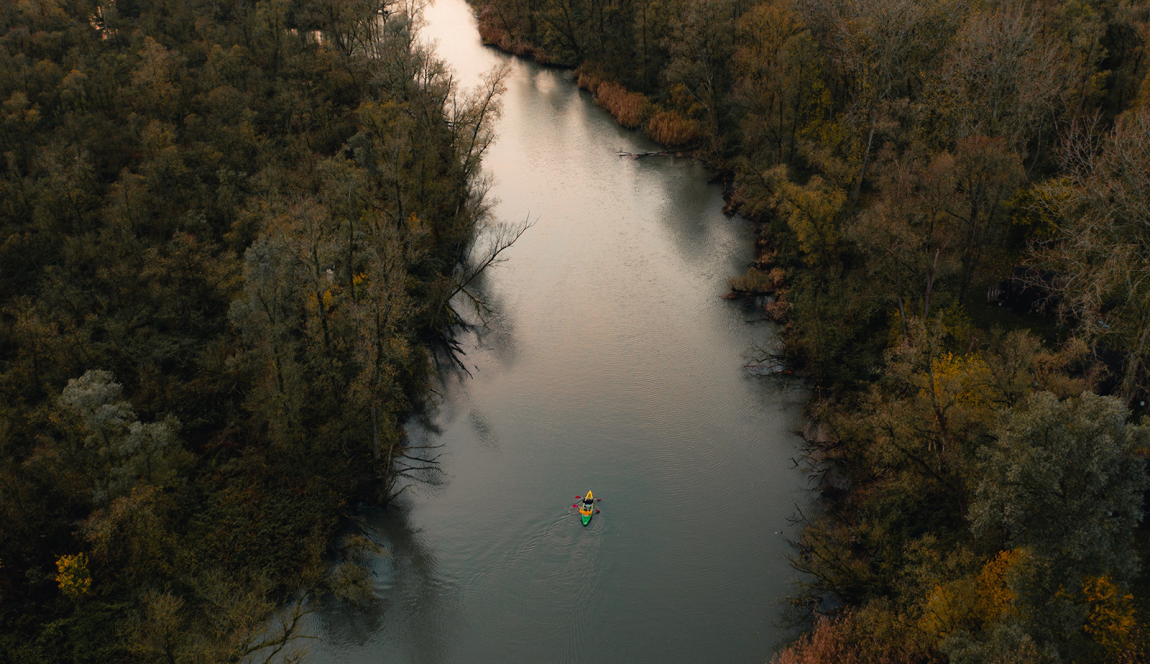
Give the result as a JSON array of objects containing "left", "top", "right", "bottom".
[
  {"left": 475, "top": 4, "right": 713, "bottom": 155},
  {"left": 0, "top": 1, "right": 507, "bottom": 661},
  {"left": 468, "top": 0, "right": 1150, "bottom": 660}
]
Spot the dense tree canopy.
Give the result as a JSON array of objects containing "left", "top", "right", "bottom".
[
  {"left": 469, "top": 0, "right": 1150, "bottom": 660},
  {"left": 3, "top": 0, "right": 1149, "bottom": 659},
  {"left": 0, "top": 0, "right": 505, "bottom": 660}
]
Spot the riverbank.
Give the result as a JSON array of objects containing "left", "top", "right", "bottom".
[
  {"left": 463, "top": 0, "right": 1150, "bottom": 660},
  {"left": 472, "top": 5, "right": 802, "bottom": 328},
  {"left": 295, "top": 0, "right": 813, "bottom": 659}
]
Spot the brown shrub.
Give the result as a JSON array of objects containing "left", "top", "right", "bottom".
[
  {"left": 773, "top": 611, "right": 941, "bottom": 664},
  {"left": 477, "top": 22, "right": 502, "bottom": 45},
  {"left": 773, "top": 616, "right": 860, "bottom": 664},
  {"left": 765, "top": 299, "right": 791, "bottom": 322},
  {"left": 645, "top": 109, "right": 702, "bottom": 147},
  {"left": 595, "top": 82, "right": 649, "bottom": 129},
  {"left": 477, "top": 8, "right": 546, "bottom": 61},
  {"left": 576, "top": 66, "right": 604, "bottom": 95},
  {"left": 477, "top": 6, "right": 504, "bottom": 45},
  {"left": 729, "top": 267, "right": 774, "bottom": 294}
]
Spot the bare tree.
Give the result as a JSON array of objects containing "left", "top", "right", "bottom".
[
  {"left": 798, "top": 0, "right": 961, "bottom": 203},
  {"left": 1034, "top": 107, "right": 1150, "bottom": 406},
  {"left": 848, "top": 143, "right": 959, "bottom": 335},
  {"left": 933, "top": 7, "right": 1070, "bottom": 163},
  {"left": 732, "top": 0, "right": 825, "bottom": 169},
  {"left": 663, "top": 0, "right": 739, "bottom": 157},
  {"left": 947, "top": 135, "right": 1025, "bottom": 305},
  {"left": 128, "top": 572, "right": 313, "bottom": 664}
]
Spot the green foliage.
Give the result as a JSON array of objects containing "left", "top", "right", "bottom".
[
  {"left": 784, "top": 269, "right": 883, "bottom": 387},
  {"left": 972, "top": 392, "right": 1148, "bottom": 590},
  {"left": 943, "top": 622, "right": 1059, "bottom": 664},
  {"left": 0, "top": 0, "right": 502, "bottom": 659},
  {"left": 785, "top": 322, "right": 1137, "bottom": 660}
]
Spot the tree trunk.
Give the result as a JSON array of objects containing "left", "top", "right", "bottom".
[{"left": 851, "top": 118, "right": 876, "bottom": 205}]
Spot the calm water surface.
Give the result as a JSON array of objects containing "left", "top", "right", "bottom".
[{"left": 306, "top": 1, "right": 810, "bottom": 661}]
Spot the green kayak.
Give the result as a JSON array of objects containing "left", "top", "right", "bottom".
[{"left": 579, "top": 490, "right": 595, "bottom": 526}]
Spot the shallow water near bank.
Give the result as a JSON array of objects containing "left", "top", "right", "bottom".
[{"left": 303, "top": 1, "right": 811, "bottom": 661}]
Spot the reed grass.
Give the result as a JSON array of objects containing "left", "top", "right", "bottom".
[
  {"left": 645, "top": 109, "right": 702, "bottom": 147},
  {"left": 594, "top": 82, "right": 649, "bottom": 129}
]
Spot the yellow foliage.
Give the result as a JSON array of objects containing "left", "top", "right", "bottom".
[
  {"left": 1022, "top": 178, "right": 1074, "bottom": 241},
  {"left": 55, "top": 553, "right": 92, "bottom": 599},
  {"left": 974, "top": 549, "right": 1019, "bottom": 620},
  {"left": 1083, "top": 575, "right": 1137, "bottom": 652},
  {"left": 925, "top": 352, "right": 991, "bottom": 409},
  {"left": 1136, "top": 67, "right": 1150, "bottom": 110},
  {"left": 920, "top": 578, "right": 981, "bottom": 640},
  {"left": 919, "top": 549, "right": 1022, "bottom": 642},
  {"left": 775, "top": 173, "right": 844, "bottom": 264},
  {"left": 886, "top": 308, "right": 907, "bottom": 348}
]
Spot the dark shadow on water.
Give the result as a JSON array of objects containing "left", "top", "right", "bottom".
[
  {"left": 467, "top": 407, "right": 498, "bottom": 449},
  {"left": 650, "top": 159, "right": 742, "bottom": 265},
  {"left": 458, "top": 267, "right": 518, "bottom": 369},
  {"left": 313, "top": 502, "right": 455, "bottom": 663}
]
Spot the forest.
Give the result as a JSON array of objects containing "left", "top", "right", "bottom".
[
  {"left": 0, "top": 0, "right": 507, "bottom": 661},
  {"left": 470, "top": 0, "right": 1150, "bottom": 661}
]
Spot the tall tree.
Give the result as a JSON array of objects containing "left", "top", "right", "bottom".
[
  {"left": 1035, "top": 106, "right": 1150, "bottom": 405},
  {"left": 733, "top": 0, "right": 826, "bottom": 169},
  {"left": 971, "top": 391, "right": 1148, "bottom": 647}
]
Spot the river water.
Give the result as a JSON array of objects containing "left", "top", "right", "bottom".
[{"left": 304, "top": 1, "right": 810, "bottom": 661}]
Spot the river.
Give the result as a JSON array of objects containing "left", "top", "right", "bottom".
[{"left": 303, "top": 1, "right": 810, "bottom": 661}]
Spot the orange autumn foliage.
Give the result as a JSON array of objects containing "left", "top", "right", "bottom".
[
  {"left": 55, "top": 553, "right": 92, "bottom": 600},
  {"left": 773, "top": 611, "right": 933, "bottom": 664},
  {"left": 594, "top": 82, "right": 649, "bottom": 129},
  {"left": 576, "top": 66, "right": 699, "bottom": 147},
  {"left": 918, "top": 549, "right": 1023, "bottom": 643},
  {"left": 1083, "top": 575, "right": 1138, "bottom": 652},
  {"left": 773, "top": 617, "right": 861, "bottom": 664},
  {"left": 645, "top": 109, "right": 702, "bottom": 147},
  {"left": 575, "top": 66, "right": 605, "bottom": 95},
  {"left": 476, "top": 6, "right": 547, "bottom": 61}
]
